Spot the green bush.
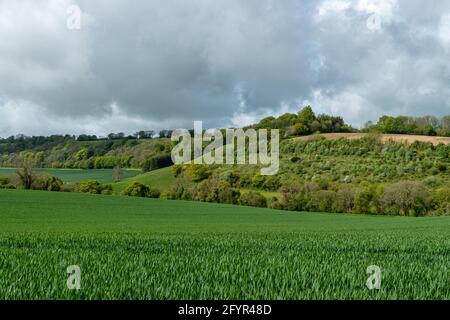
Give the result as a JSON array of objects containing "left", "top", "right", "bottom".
[
  {"left": 122, "top": 182, "right": 149, "bottom": 197},
  {"left": 94, "top": 156, "right": 131, "bottom": 169},
  {"left": 0, "top": 176, "right": 8, "bottom": 185},
  {"left": 239, "top": 191, "right": 267, "bottom": 208},
  {"left": 77, "top": 180, "right": 112, "bottom": 195},
  {"left": 122, "top": 182, "right": 161, "bottom": 198},
  {"left": 252, "top": 174, "right": 265, "bottom": 189},
  {"left": 186, "top": 164, "right": 211, "bottom": 182},
  {"left": 141, "top": 154, "right": 173, "bottom": 172}
]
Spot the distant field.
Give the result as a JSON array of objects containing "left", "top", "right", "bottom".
[
  {"left": 0, "top": 168, "right": 141, "bottom": 183},
  {"left": 296, "top": 133, "right": 450, "bottom": 145},
  {"left": 0, "top": 189, "right": 449, "bottom": 300}
]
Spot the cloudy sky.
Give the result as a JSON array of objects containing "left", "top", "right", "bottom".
[{"left": 1, "top": 0, "right": 450, "bottom": 136}]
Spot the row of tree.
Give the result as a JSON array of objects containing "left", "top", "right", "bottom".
[
  {"left": 0, "top": 130, "right": 174, "bottom": 153},
  {"left": 364, "top": 115, "right": 450, "bottom": 137},
  {"left": 165, "top": 172, "right": 448, "bottom": 217},
  {"left": 253, "top": 106, "right": 355, "bottom": 137}
]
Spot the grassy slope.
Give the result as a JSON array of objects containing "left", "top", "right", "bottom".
[
  {"left": 0, "top": 189, "right": 449, "bottom": 299},
  {"left": 0, "top": 168, "right": 141, "bottom": 184},
  {"left": 111, "top": 167, "right": 175, "bottom": 193}
]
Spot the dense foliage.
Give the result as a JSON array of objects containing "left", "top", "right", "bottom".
[
  {"left": 365, "top": 115, "right": 450, "bottom": 137},
  {"left": 162, "top": 136, "right": 450, "bottom": 216},
  {"left": 252, "top": 106, "right": 355, "bottom": 137},
  {"left": 0, "top": 137, "right": 172, "bottom": 170}
]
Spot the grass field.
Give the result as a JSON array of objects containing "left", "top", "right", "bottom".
[
  {"left": 0, "top": 189, "right": 449, "bottom": 300},
  {"left": 0, "top": 168, "right": 141, "bottom": 183},
  {"left": 111, "top": 167, "right": 175, "bottom": 192}
]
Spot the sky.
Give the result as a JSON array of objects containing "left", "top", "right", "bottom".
[{"left": 1, "top": 0, "right": 450, "bottom": 136}]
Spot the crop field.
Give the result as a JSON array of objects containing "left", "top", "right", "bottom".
[
  {"left": 0, "top": 168, "right": 141, "bottom": 183},
  {"left": 0, "top": 189, "right": 449, "bottom": 300}
]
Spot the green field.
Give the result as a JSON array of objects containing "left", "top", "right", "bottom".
[
  {"left": 111, "top": 167, "right": 175, "bottom": 192},
  {"left": 0, "top": 189, "right": 449, "bottom": 300},
  {"left": 0, "top": 168, "right": 141, "bottom": 183}
]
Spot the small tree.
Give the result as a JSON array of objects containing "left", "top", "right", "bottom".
[
  {"left": 381, "top": 181, "right": 430, "bottom": 216},
  {"left": 336, "top": 187, "right": 355, "bottom": 213},
  {"left": 238, "top": 191, "right": 267, "bottom": 208},
  {"left": 113, "top": 165, "right": 124, "bottom": 182},
  {"left": 16, "top": 158, "right": 34, "bottom": 189}
]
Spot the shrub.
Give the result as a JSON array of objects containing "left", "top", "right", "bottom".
[
  {"left": 0, "top": 184, "right": 16, "bottom": 189},
  {"left": 310, "top": 190, "right": 336, "bottom": 213},
  {"left": 147, "top": 188, "right": 161, "bottom": 199},
  {"left": 432, "top": 187, "right": 450, "bottom": 216},
  {"left": 252, "top": 174, "right": 265, "bottom": 189},
  {"left": 61, "top": 183, "right": 78, "bottom": 193},
  {"left": 0, "top": 176, "right": 8, "bottom": 185},
  {"left": 122, "top": 182, "right": 149, "bottom": 197},
  {"left": 122, "top": 182, "right": 161, "bottom": 198},
  {"left": 170, "top": 176, "right": 196, "bottom": 201},
  {"left": 239, "top": 191, "right": 267, "bottom": 208},
  {"left": 381, "top": 181, "right": 430, "bottom": 216},
  {"left": 141, "top": 154, "right": 173, "bottom": 172},
  {"left": 290, "top": 156, "right": 301, "bottom": 163},
  {"left": 172, "top": 165, "right": 183, "bottom": 177},
  {"left": 31, "top": 174, "right": 63, "bottom": 192},
  {"left": 354, "top": 185, "right": 375, "bottom": 214},
  {"left": 77, "top": 180, "right": 111, "bottom": 195},
  {"left": 219, "top": 170, "right": 240, "bottom": 186},
  {"left": 94, "top": 156, "right": 131, "bottom": 169},
  {"left": 279, "top": 184, "right": 301, "bottom": 211},
  {"left": 193, "top": 176, "right": 240, "bottom": 204},
  {"left": 186, "top": 164, "right": 210, "bottom": 182},
  {"left": 335, "top": 187, "right": 355, "bottom": 213},
  {"left": 262, "top": 176, "right": 281, "bottom": 191},
  {"left": 268, "top": 197, "right": 283, "bottom": 210},
  {"left": 51, "top": 161, "right": 63, "bottom": 168}
]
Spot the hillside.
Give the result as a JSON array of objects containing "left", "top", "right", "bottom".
[
  {"left": 4, "top": 107, "right": 450, "bottom": 217},
  {"left": 111, "top": 167, "right": 175, "bottom": 193}
]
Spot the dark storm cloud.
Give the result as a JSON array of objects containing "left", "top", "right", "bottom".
[{"left": 1, "top": 0, "right": 450, "bottom": 135}]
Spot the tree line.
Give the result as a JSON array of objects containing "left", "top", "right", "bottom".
[{"left": 364, "top": 115, "right": 450, "bottom": 137}]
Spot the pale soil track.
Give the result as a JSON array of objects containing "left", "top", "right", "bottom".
[{"left": 295, "top": 133, "right": 450, "bottom": 145}]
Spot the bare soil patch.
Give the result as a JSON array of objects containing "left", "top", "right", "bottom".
[{"left": 295, "top": 133, "right": 450, "bottom": 145}]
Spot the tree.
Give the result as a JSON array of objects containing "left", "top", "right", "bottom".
[
  {"left": 381, "top": 181, "right": 430, "bottom": 216},
  {"left": 310, "top": 190, "right": 336, "bottom": 212},
  {"left": 354, "top": 184, "right": 375, "bottom": 214},
  {"left": 186, "top": 164, "right": 210, "bottom": 182},
  {"left": 122, "top": 182, "right": 160, "bottom": 198},
  {"left": 293, "top": 122, "right": 310, "bottom": 136},
  {"left": 141, "top": 154, "right": 173, "bottom": 172},
  {"left": 113, "top": 165, "right": 124, "bottom": 182},
  {"left": 134, "top": 130, "right": 155, "bottom": 139},
  {"left": 298, "top": 106, "right": 316, "bottom": 124},
  {"left": 239, "top": 191, "right": 267, "bottom": 208},
  {"left": 336, "top": 187, "right": 355, "bottom": 213},
  {"left": 159, "top": 130, "right": 173, "bottom": 138},
  {"left": 16, "top": 158, "right": 34, "bottom": 189}
]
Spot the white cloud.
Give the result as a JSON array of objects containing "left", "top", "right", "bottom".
[
  {"left": 438, "top": 14, "right": 450, "bottom": 47},
  {"left": 317, "top": 0, "right": 352, "bottom": 17},
  {"left": 0, "top": 100, "right": 180, "bottom": 136}
]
